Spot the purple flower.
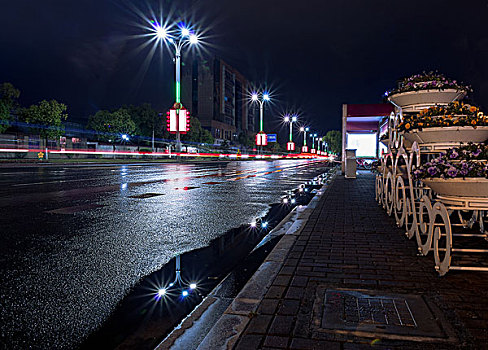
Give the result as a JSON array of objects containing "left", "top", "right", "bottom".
[
  {"left": 428, "top": 166, "right": 438, "bottom": 176},
  {"left": 446, "top": 167, "right": 458, "bottom": 177},
  {"left": 472, "top": 149, "right": 482, "bottom": 157},
  {"left": 450, "top": 150, "right": 459, "bottom": 159}
]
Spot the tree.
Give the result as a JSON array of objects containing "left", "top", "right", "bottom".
[
  {"left": 87, "top": 108, "right": 136, "bottom": 148},
  {"left": 20, "top": 99, "right": 68, "bottom": 145},
  {"left": 237, "top": 132, "right": 254, "bottom": 149},
  {"left": 182, "top": 116, "right": 214, "bottom": 144},
  {"left": 0, "top": 82, "right": 20, "bottom": 133},
  {"left": 266, "top": 141, "right": 282, "bottom": 153},
  {"left": 126, "top": 103, "right": 168, "bottom": 140},
  {"left": 324, "top": 130, "right": 342, "bottom": 154}
]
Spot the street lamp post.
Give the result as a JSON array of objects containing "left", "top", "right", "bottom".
[
  {"left": 251, "top": 92, "right": 270, "bottom": 152},
  {"left": 300, "top": 126, "right": 309, "bottom": 153},
  {"left": 153, "top": 24, "right": 199, "bottom": 152},
  {"left": 311, "top": 133, "right": 317, "bottom": 153},
  {"left": 284, "top": 114, "right": 297, "bottom": 152}
]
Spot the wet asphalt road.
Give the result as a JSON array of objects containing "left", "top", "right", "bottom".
[{"left": 0, "top": 159, "right": 328, "bottom": 349}]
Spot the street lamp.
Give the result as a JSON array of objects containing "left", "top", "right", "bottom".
[
  {"left": 284, "top": 114, "right": 297, "bottom": 152},
  {"left": 251, "top": 91, "right": 271, "bottom": 150},
  {"left": 300, "top": 126, "right": 309, "bottom": 153},
  {"left": 311, "top": 133, "right": 317, "bottom": 153},
  {"left": 152, "top": 22, "right": 199, "bottom": 152}
]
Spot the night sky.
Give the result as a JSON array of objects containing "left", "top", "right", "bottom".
[{"left": 1, "top": 0, "right": 488, "bottom": 136}]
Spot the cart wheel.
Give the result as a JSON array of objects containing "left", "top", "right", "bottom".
[
  {"left": 394, "top": 176, "right": 407, "bottom": 227},
  {"left": 433, "top": 202, "right": 452, "bottom": 276},
  {"left": 416, "top": 195, "right": 434, "bottom": 255}
]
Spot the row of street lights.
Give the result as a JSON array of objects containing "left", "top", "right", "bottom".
[{"left": 148, "top": 19, "right": 327, "bottom": 155}]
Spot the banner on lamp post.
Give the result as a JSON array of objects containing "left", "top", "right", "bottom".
[
  {"left": 255, "top": 132, "right": 268, "bottom": 146},
  {"left": 166, "top": 107, "right": 190, "bottom": 134}
]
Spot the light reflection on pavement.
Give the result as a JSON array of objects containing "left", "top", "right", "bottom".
[{"left": 0, "top": 159, "right": 328, "bottom": 348}]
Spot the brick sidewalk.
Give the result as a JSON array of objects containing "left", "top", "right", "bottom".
[{"left": 233, "top": 172, "right": 488, "bottom": 350}]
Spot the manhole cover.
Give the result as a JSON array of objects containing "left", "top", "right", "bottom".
[
  {"left": 129, "top": 193, "right": 164, "bottom": 199},
  {"left": 322, "top": 289, "right": 447, "bottom": 339}
]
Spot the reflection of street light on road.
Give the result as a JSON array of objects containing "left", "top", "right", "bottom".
[
  {"left": 154, "top": 255, "right": 197, "bottom": 300},
  {"left": 151, "top": 22, "right": 201, "bottom": 152}
]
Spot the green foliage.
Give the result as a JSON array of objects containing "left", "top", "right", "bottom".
[
  {"left": 182, "top": 116, "right": 214, "bottom": 144},
  {"left": 220, "top": 139, "right": 230, "bottom": 150},
  {"left": 0, "top": 82, "right": 21, "bottom": 133},
  {"left": 238, "top": 132, "right": 254, "bottom": 148},
  {"left": 125, "top": 103, "right": 168, "bottom": 139},
  {"left": 87, "top": 108, "right": 136, "bottom": 142},
  {"left": 324, "top": 130, "right": 342, "bottom": 154},
  {"left": 267, "top": 141, "right": 282, "bottom": 153},
  {"left": 20, "top": 99, "right": 68, "bottom": 140}
]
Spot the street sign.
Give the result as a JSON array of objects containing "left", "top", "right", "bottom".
[
  {"left": 267, "top": 134, "right": 277, "bottom": 142},
  {"left": 287, "top": 142, "right": 295, "bottom": 151}
]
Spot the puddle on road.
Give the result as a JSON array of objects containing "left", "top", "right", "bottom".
[
  {"left": 128, "top": 193, "right": 165, "bottom": 199},
  {"left": 174, "top": 186, "right": 200, "bottom": 191}
]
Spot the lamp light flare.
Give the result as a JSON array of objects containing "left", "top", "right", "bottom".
[
  {"left": 251, "top": 93, "right": 258, "bottom": 101},
  {"left": 250, "top": 221, "right": 257, "bottom": 228},
  {"left": 283, "top": 198, "right": 288, "bottom": 204},
  {"left": 261, "top": 221, "right": 268, "bottom": 228},
  {"left": 181, "top": 27, "right": 190, "bottom": 36},
  {"left": 300, "top": 127, "right": 304, "bottom": 132},
  {"left": 284, "top": 116, "right": 290, "bottom": 122},
  {"left": 189, "top": 34, "right": 198, "bottom": 44},
  {"left": 182, "top": 290, "right": 189, "bottom": 297},
  {"left": 291, "top": 198, "right": 296, "bottom": 204},
  {"left": 158, "top": 288, "right": 167, "bottom": 297},
  {"left": 189, "top": 283, "right": 197, "bottom": 290},
  {"left": 263, "top": 93, "right": 270, "bottom": 101},
  {"left": 292, "top": 116, "right": 297, "bottom": 122},
  {"left": 155, "top": 26, "right": 167, "bottom": 39}
]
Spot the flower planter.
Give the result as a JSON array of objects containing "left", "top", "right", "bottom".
[
  {"left": 401, "top": 126, "right": 488, "bottom": 145},
  {"left": 388, "top": 89, "right": 466, "bottom": 112},
  {"left": 422, "top": 178, "right": 488, "bottom": 197}
]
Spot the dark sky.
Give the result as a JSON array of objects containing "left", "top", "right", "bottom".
[{"left": 1, "top": 0, "right": 488, "bottom": 136}]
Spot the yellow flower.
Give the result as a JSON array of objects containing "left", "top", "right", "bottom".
[
  {"left": 471, "top": 120, "right": 477, "bottom": 125},
  {"left": 405, "top": 123, "right": 411, "bottom": 130},
  {"left": 470, "top": 106, "right": 477, "bottom": 112},
  {"left": 453, "top": 101, "right": 459, "bottom": 106}
]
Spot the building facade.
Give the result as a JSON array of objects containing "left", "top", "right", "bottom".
[{"left": 181, "top": 55, "right": 257, "bottom": 142}]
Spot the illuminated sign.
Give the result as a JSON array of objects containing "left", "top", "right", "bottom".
[
  {"left": 255, "top": 132, "right": 267, "bottom": 146},
  {"left": 267, "top": 134, "right": 277, "bottom": 142},
  {"left": 286, "top": 142, "right": 295, "bottom": 151},
  {"left": 167, "top": 108, "right": 190, "bottom": 134}
]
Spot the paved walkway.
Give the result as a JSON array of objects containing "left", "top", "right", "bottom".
[{"left": 232, "top": 172, "right": 488, "bottom": 349}]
